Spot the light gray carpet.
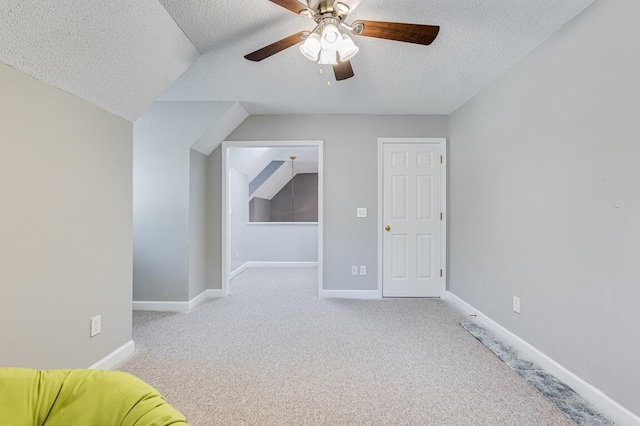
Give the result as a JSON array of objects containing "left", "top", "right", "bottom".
[
  {"left": 118, "top": 268, "right": 575, "bottom": 425},
  {"left": 461, "top": 323, "right": 613, "bottom": 426}
]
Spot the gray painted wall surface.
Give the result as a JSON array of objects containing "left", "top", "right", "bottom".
[
  {"left": 0, "top": 63, "right": 133, "bottom": 368},
  {"left": 227, "top": 115, "right": 448, "bottom": 290},
  {"left": 189, "top": 149, "right": 207, "bottom": 299},
  {"left": 229, "top": 167, "right": 249, "bottom": 273},
  {"left": 133, "top": 102, "right": 231, "bottom": 302},
  {"left": 250, "top": 197, "right": 271, "bottom": 222},
  {"left": 270, "top": 173, "right": 318, "bottom": 222},
  {"left": 449, "top": 1, "right": 639, "bottom": 416},
  {"left": 247, "top": 224, "right": 318, "bottom": 262},
  {"left": 206, "top": 147, "right": 222, "bottom": 290}
]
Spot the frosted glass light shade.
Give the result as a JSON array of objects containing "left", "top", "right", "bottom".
[
  {"left": 321, "top": 24, "right": 341, "bottom": 51},
  {"left": 300, "top": 33, "right": 321, "bottom": 61},
  {"left": 338, "top": 34, "right": 359, "bottom": 61},
  {"left": 318, "top": 49, "right": 337, "bottom": 65}
]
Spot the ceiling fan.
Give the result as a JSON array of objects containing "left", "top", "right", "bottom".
[{"left": 244, "top": 0, "right": 440, "bottom": 81}]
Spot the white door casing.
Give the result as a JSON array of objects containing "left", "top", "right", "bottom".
[
  {"left": 381, "top": 140, "right": 445, "bottom": 297},
  {"left": 222, "top": 140, "right": 324, "bottom": 298}
]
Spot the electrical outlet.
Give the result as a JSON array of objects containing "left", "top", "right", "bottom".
[
  {"left": 351, "top": 266, "right": 359, "bottom": 276},
  {"left": 512, "top": 296, "right": 521, "bottom": 314},
  {"left": 90, "top": 315, "right": 101, "bottom": 337},
  {"left": 235, "top": 250, "right": 239, "bottom": 259},
  {"left": 360, "top": 265, "right": 367, "bottom": 275}
]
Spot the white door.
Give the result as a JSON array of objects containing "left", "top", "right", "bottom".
[{"left": 382, "top": 143, "right": 443, "bottom": 297}]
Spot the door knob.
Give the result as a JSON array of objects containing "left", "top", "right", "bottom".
[{"left": 385, "top": 225, "right": 391, "bottom": 231}]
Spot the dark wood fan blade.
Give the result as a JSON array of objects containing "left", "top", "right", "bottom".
[
  {"left": 245, "top": 32, "right": 306, "bottom": 62},
  {"left": 333, "top": 60, "right": 354, "bottom": 81},
  {"left": 352, "top": 20, "right": 440, "bottom": 45},
  {"left": 269, "top": 0, "right": 309, "bottom": 15}
]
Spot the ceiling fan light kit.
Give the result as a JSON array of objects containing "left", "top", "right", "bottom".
[
  {"left": 245, "top": 0, "right": 440, "bottom": 81},
  {"left": 300, "top": 32, "right": 321, "bottom": 61},
  {"left": 318, "top": 48, "right": 338, "bottom": 65},
  {"left": 337, "top": 34, "right": 359, "bottom": 61},
  {"left": 301, "top": 18, "right": 358, "bottom": 65},
  {"left": 320, "top": 21, "right": 342, "bottom": 50}
]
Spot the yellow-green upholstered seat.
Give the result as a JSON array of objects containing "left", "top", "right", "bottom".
[{"left": 0, "top": 368, "right": 188, "bottom": 426}]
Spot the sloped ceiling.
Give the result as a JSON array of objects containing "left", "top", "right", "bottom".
[
  {"left": 0, "top": 0, "right": 595, "bottom": 119},
  {"left": 229, "top": 146, "right": 318, "bottom": 201},
  {"left": 0, "top": 0, "right": 199, "bottom": 122},
  {"left": 158, "top": 0, "right": 595, "bottom": 114},
  {"left": 230, "top": 146, "right": 318, "bottom": 182}
]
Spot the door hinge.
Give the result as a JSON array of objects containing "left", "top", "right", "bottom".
[
  {"left": 440, "top": 269, "right": 443, "bottom": 277},
  {"left": 440, "top": 156, "right": 443, "bottom": 164},
  {"left": 440, "top": 212, "right": 443, "bottom": 221}
]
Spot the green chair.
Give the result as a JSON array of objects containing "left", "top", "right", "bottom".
[{"left": 0, "top": 368, "right": 188, "bottom": 425}]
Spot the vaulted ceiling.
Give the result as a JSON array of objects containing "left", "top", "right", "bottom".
[{"left": 0, "top": 0, "right": 594, "bottom": 121}]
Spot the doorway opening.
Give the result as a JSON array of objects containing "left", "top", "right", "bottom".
[{"left": 222, "top": 141, "right": 324, "bottom": 297}]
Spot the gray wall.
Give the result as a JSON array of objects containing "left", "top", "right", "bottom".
[
  {"left": 0, "top": 63, "right": 133, "bottom": 368},
  {"left": 189, "top": 149, "right": 207, "bottom": 299},
  {"left": 206, "top": 147, "right": 222, "bottom": 290},
  {"left": 247, "top": 224, "right": 318, "bottom": 262},
  {"left": 449, "top": 0, "right": 639, "bottom": 416},
  {"left": 227, "top": 115, "right": 448, "bottom": 290},
  {"left": 229, "top": 167, "right": 249, "bottom": 273},
  {"left": 270, "top": 173, "right": 318, "bottom": 222},
  {"left": 133, "top": 102, "right": 232, "bottom": 302},
  {"left": 249, "top": 197, "right": 271, "bottom": 222}
]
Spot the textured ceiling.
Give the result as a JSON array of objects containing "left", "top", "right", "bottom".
[
  {"left": 159, "top": 0, "right": 595, "bottom": 114},
  {"left": 0, "top": 0, "right": 199, "bottom": 121},
  {"left": 0, "top": 0, "right": 595, "bottom": 120}
]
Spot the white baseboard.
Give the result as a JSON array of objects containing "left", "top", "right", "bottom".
[
  {"left": 133, "top": 289, "right": 224, "bottom": 312},
  {"left": 247, "top": 262, "right": 318, "bottom": 268},
  {"left": 188, "top": 290, "right": 209, "bottom": 310},
  {"left": 88, "top": 340, "right": 135, "bottom": 370},
  {"left": 203, "top": 289, "right": 223, "bottom": 298},
  {"left": 320, "top": 289, "right": 380, "bottom": 300},
  {"left": 230, "top": 263, "right": 248, "bottom": 279},
  {"left": 132, "top": 300, "right": 190, "bottom": 312},
  {"left": 444, "top": 291, "right": 640, "bottom": 426},
  {"left": 229, "top": 262, "right": 318, "bottom": 281},
  {"left": 190, "top": 289, "right": 223, "bottom": 309}
]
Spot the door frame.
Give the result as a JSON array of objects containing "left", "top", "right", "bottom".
[
  {"left": 377, "top": 138, "right": 447, "bottom": 298},
  {"left": 221, "top": 140, "right": 324, "bottom": 297}
]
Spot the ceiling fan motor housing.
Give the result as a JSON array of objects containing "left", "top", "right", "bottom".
[{"left": 307, "top": 0, "right": 338, "bottom": 15}]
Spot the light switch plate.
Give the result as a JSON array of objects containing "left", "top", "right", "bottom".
[{"left": 357, "top": 208, "right": 367, "bottom": 218}]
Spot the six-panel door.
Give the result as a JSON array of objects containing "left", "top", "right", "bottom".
[{"left": 383, "top": 143, "right": 443, "bottom": 297}]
